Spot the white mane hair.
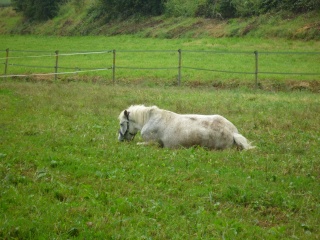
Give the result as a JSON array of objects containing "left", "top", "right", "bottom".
[
  {"left": 118, "top": 104, "right": 255, "bottom": 150},
  {"left": 124, "top": 104, "right": 159, "bottom": 125}
]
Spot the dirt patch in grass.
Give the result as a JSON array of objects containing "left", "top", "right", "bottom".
[{"left": 12, "top": 75, "right": 320, "bottom": 93}]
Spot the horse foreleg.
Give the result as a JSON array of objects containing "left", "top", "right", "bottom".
[
  {"left": 139, "top": 124, "right": 164, "bottom": 147},
  {"left": 137, "top": 142, "right": 150, "bottom": 146},
  {"left": 137, "top": 141, "right": 162, "bottom": 147}
]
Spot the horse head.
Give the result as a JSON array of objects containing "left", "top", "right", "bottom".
[{"left": 118, "top": 109, "right": 137, "bottom": 141}]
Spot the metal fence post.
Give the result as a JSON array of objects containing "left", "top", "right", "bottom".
[
  {"left": 178, "top": 49, "right": 182, "bottom": 86},
  {"left": 113, "top": 49, "right": 116, "bottom": 84},
  {"left": 4, "top": 48, "right": 9, "bottom": 80},
  {"left": 254, "top": 51, "right": 259, "bottom": 88},
  {"left": 54, "top": 50, "right": 59, "bottom": 81}
]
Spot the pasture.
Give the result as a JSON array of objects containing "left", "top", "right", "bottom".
[
  {"left": 0, "top": 80, "right": 319, "bottom": 239},
  {"left": 1, "top": 35, "right": 320, "bottom": 91}
]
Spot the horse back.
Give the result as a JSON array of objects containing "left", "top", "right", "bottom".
[{"left": 152, "top": 112, "right": 238, "bottom": 149}]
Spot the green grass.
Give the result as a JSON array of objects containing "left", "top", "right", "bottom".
[
  {"left": 0, "top": 80, "right": 319, "bottom": 239},
  {"left": 1, "top": 35, "right": 320, "bottom": 91}
]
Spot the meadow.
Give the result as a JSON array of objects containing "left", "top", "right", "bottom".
[
  {"left": 1, "top": 35, "right": 320, "bottom": 91},
  {"left": 1, "top": 35, "right": 320, "bottom": 239},
  {"left": 0, "top": 79, "right": 319, "bottom": 239}
]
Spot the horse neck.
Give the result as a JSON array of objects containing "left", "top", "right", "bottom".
[{"left": 130, "top": 106, "right": 154, "bottom": 128}]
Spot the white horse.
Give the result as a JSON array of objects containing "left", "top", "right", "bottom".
[{"left": 118, "top": 105, "right": 255, "bottom": 150}]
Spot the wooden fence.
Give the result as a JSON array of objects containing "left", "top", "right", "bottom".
[{"left": 1, "top": 48, "right": 320, "bottom": 87}]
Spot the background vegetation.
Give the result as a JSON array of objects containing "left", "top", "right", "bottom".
[
  {"left": 0, "top": 0, "right": 10, "bottom": 7},
  {"left": 1, "top": 0, "right": 319, "bottom": 39},
  {"left": 98, "top": 0, "right": 166, "bottom": 20},
  {"left": 11, "top": 0, "right": 65, "bottom": 21},
  {"left": 9, "top": 0, "right": 320, "bottom": 21}
]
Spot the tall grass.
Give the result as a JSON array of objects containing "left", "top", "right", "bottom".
[{"left": 0, "top": 80, "right": 319, "bottom": 239}]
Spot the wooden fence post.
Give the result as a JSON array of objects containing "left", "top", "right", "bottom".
[
  {"left": 55, "top": 50, "right": 59, "bottom": 81},
  {"left": 4, "top": 48, "right": 9, "bottom": 79},
  {"left": 254, "top": 51, "right": 259, "bottom": 88},
  {"left": 113, "top": 49, "right": 116, "bottom": 84},
  {"left": 178, "top": 49, "right": 182, "bottom": 86}
]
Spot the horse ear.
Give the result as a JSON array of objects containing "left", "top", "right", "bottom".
[{"left": 124, "top": 110, "right": 130, "bottom": 120}]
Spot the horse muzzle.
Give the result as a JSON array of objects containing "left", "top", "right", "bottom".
[
  {"left": 118, "top": 130, "right": 125, "bottom": 142},
  {"left": 118, "top": 130, "right": 136, "bottom": 142}
]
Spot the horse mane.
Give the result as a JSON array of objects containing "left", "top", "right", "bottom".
[{"left": 126, "top": 105, "right": 159, "bottom": 125}]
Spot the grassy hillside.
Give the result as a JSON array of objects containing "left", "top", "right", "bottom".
[{"left": 0, "top": 0, "right": 319, "bottom": 40}]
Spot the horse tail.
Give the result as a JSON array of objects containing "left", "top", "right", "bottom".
[{"left": 233, "top": 133, "right": 256, "bottom": 150}]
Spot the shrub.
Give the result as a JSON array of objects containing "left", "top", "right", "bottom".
[
  {"left": 278, "top": 0, "right": 320, "bottom": 13},
  {"left": 165, "top": 0, "right": 204, "bottom": 17},
  {"left": 195, "top": 0, "right": 236, "bottom": 19},
  {"left": 12, "top": 0, "right": 65, "bottom": 21},
  {"left": 99, "top": 0, "right": 166, "bottom": 19},
  {"left": 232, "top": 0, "right": 262, "bottom": 17},
  {"left": 191, "top": 0, "right": 319, "bottom": 19},
  {"left": 0, "top": 0, "right": 11, "bottom": 7}
]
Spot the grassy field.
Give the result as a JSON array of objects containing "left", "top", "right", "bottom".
[
  {"left": 0, "top": 80, "right": 319, "bottom": 239},
  {"left": 1, "top": 35, "right": 320, "bottom": 91}
]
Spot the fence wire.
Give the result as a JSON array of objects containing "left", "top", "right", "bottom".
[
  {"left": 116, "top": 66, "right": 178, "bottom": 70},
  {"left": 259, "top": 71, "right": 320, "bottom": 76},
  {"left": 7, "top": 63, "right": 54, "bottom": 69},
  {"left": 259, "top": 51, "right": 320, "bottom": 55},
  {"left": 0, "top": 68, "right": 113, "bottom": 79},
  {"left": 183, "top": 50, "right": 254, "bottom": 54},
  {"left": 0, "top": 50, "right": 113, "bottom": 61},
  {"left": 1, "top": 49, "right": 320, "bottom": 83},
  {"left": 184, "top": 66, "right": 255, "bottom": 75}
]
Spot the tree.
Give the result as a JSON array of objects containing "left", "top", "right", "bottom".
[
  {"left": 195, "top": 0, "right": 236, "bottom": 19},
  {"left": 12, "top": 0, "right": 64, "bottom": 21},
  {"left": 99, "top": 0, "right": 166, "bottom": 19},
  {"left": 279, "top": 0, "right": 320, "bottom": 13}
]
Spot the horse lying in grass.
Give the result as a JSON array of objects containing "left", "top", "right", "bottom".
[{"left": 118, "top": 105, "right": 255, "bottom": 150}]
